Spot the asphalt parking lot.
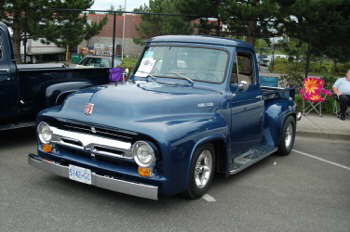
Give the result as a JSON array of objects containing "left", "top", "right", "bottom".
[{"left": 0, "top": 128, "right": 349, "bottom": 232}]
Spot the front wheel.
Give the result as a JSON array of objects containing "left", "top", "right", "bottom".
[
  {"left": 183, "top": 144, "right": 215, "bottom": 199},
  {"left": 277, "top": 116, "right": 296, "bottom": 156}
]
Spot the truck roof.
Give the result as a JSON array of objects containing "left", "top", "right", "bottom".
[{"left": 148, "top": 35, "right": 253, "bottom": 49}]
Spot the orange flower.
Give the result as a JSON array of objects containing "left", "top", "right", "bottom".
[
  {"left": 310, "top": 95, "right": 321, "bottom": 101},
  {"left": 304, "top": 78, "right": 320, "bottom": 95}
]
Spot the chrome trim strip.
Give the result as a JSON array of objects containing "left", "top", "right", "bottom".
[
  {"left": 229, "top": 148, "right": 277, "bottom": 175},
  {"left": 49, "top": 126, "right": 133, "bottom": 159},
  {"left": 28, "top": 154, "right": 158, "bottom": 200},
  {"left": 296, "top": 112, "right": 302, "bottom": 121}
]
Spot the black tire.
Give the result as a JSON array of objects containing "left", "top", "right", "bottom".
[
  {"left": 277, "top": 116, "right": 296, "bottom": 156},
  {"left": 183, "top": 143, "right": 215, "bottom": 199}
]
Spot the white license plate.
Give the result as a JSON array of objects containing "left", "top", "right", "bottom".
[{"left": 68, "top": 165, "right": 92, "bottom": 185}]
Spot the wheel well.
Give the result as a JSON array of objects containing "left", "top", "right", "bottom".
[
  {"left": 209, "top": 139, "right": 227, "bottom": 174},
  {"left": 55, "top": 91, "right": 75, "bottom": 105},
  {"left": 279, "top": 113, "right": 296, "bottom": 144},
  {"left": 289, "top": 112, "right": 296, "bottom": 121}
]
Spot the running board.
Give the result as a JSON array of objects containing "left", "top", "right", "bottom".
[
  {"left": 229, "top": 145, "right": 277, "bottom": 175},
  {"left": 0, "top": 121, "right": 35, "bottom": 131}
]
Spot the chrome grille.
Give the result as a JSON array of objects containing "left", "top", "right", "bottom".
[
  {"left": 60, "top": 122, "right": 137, "bottom": 142},
  {"left": 49, "top": 125, "right": 133, "bottom": 160}
]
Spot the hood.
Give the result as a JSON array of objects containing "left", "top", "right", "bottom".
[{"left": 59, "top": 81, "right": 222, "bottom": 123}]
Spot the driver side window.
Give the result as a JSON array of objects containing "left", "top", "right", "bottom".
[{"left": 231, "top": 52, "right": 254, "bottom": 85}]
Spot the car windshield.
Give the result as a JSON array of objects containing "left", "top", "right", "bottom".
[
  {"left": 135, "top": 46, "right": 228, "bottom": 83},
  {"left": 79, "top": 57, "right": 111, "bottom": 67}
]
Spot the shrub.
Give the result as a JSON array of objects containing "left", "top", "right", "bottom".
[
  {"left": 120, "top": 57, "right": 138, "bottom": 72},
  {"left": 279, "top": 71, "right": 304, "bottom": 88}
]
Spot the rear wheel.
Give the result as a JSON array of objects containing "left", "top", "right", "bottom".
[
  {"left": 183, "top": 144, "right": 215, "bottom": 199},
  {"left": 277, "top": 116, "right": 296, "bottom": 156}
]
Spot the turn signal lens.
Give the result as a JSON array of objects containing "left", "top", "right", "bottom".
[
  {"left": 138, "top": 167, "right": 152, "bottom": 177},
  {"left": 41, "top": 144, "right": 53, "bottom": 153}
]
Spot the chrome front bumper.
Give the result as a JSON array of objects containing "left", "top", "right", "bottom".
[{"left": 28, "top": 154, "right": 158, "bottom": 200}]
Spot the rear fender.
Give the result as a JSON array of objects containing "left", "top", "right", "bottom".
[
  {"left": 45, "top": 81, "right": 92, "bottom": 106},
  {"left": 263, "top": 98, "right": 296, "bottom": 147}
]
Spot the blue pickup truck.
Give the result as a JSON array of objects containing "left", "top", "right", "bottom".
[{"left": 28, "top": 35, "right": 300, "bottom": 200}]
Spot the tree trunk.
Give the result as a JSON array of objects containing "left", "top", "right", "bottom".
[
  {"left": 216, "top": 17, "right": 221, "bottom": 36},
  {"left": 333, "top": 59, "right": 337, "bottom": 73},
  {"left": 12, "top": 13, "right": 22, "bottom": 63},
  {"left": 65, "top": 45, "right": 70, "bottom": 62},
  {"left": 214, "top": 0, "right": 221, "bottom": 36},
  {"left": 304, "top": 42, "right": 312, "bottom": 78},
  {"left": 246, "top": 20, "right": 257, "bottom": 46}
]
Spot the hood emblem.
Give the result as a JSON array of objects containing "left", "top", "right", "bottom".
[{"left": 84, "top": 103, "right": 94, "bottom": 115}]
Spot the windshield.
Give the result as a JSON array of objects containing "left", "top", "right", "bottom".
[
  {"left": 79, "top": 57, "right": 111, "bottom": 67},
  {"left": 135, "top": 46, "right": 228, "bottom": 83}
]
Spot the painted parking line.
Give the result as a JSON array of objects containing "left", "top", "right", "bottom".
[
  {"left": 202, "top": 194, "right": 216, "bottom": 202},
  {"left": 293, "top": 149, "right": 350, "bottom": 171}
]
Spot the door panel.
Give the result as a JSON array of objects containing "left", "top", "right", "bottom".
[
  {"left": 0, "top": 28, "right": 18, "bottom": 122},
  {"left": 229, "top": 48, "right": 264, "bottom": 155}
]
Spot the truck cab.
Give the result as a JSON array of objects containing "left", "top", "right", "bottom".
[
  {"left": 0, "top": 23, "right": 17, "bottom": 123},
  {"left": 28, "top": 35, "right": 299, "bottom": 200}
]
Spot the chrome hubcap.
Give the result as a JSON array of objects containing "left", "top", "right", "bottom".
[
  {"left": 285, "top": 123, "right": 293, "bottom": 148},
  {"left": 194, "top": 150, "right": 213, "bottom": 189}
]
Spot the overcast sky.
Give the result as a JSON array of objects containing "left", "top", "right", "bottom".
[{"left": 90, "top": 0, "right": 149, "bottom": 11}]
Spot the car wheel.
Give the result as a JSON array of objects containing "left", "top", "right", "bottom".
[
  {"left": 277, "top": 116, "right": 296, "bottom": 156},
  {"left": 183, "top": 143, "right": 215, "bottom": 199}
]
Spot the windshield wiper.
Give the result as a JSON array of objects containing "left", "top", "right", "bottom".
[
  {"left": 168, "top": 72, "right": 194, "bottom": 86},
  {"left": 135, "top": 70, "right": 158, "bottom": 82}
]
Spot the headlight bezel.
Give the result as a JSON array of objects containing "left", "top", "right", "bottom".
[
  {"left": 132, "top": 140, "right": 156, "bottom": 168},
  {"left": 37, "top": 121, "right": 53, "bottom": 144}
]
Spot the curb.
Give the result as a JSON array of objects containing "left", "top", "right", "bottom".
[{"left": 296, "top": 130, "right": 350, "bottom": 141}]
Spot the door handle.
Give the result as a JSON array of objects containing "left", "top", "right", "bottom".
[{"left": 0, "top": 68, "right": 10, "bottom": 73}]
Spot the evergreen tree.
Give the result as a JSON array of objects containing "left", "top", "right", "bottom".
[
  {"left": 277, "top": 0, "right": 350, "bottom": 76},
  {"left": 176, "top": 0, "right": 223, "bottom": 35},
  {"left": 0, "top": 0, "right": 107, "bottom": 63},
  {"left": 133, "top": 0, "right": 193, "bottom": 45},
  {"left": 220, "top": 0, "right": 281, "bottom": 46},
  {"left": 0, "top": 0, "right": 50, "bottom": 62}
]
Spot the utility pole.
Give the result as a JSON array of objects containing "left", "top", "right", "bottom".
[
  {"left": 111, "top": 11, "right": 117, "bottom": 68},
  {"left": 121, "top": 0, "right": 127, "bottom": 60}
]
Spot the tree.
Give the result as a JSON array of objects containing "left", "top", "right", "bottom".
[
  {"left": 277, "top": 0, "right": 350, "bottom": 77},
  {"left": 0, "top": 0, "right": 107, "bottom": 63},
  {"left": 83, "top": 16, "right": 108, "bottom": 48},
  {"left": 176, "top": 0, "right": 223, "bottom": 35},
  {"left": 133, "top": 0, "right": 193, "bottom": 45},
  {"left": 0, "top": 0, "right": 51, "bottom": 62},
  {"left": 220, "top": 0, "right": 282, "bottom": 46},
  {"left": 39, "top": 0, "right": 109, "bottom": 61}
]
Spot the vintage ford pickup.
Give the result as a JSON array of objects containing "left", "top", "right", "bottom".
[
  {"left": 28, "top": 35, "right": 300, "bottom": 200},
  {"left": 0, "top": 22, "right": 110, "bottom": 131}
]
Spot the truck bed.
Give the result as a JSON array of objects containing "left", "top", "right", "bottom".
[
  {"left": 17, "top": 63, "right": 66, "bottom": 71},
  {"left": 261, "top": 86, "right": 295, "bottom": 101}
]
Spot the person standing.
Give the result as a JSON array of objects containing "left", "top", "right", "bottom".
[{"left": 333, "top": 70, "right": 350, "bottom": 120}]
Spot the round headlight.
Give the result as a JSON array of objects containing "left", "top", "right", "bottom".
[
  {"left": 37, "top": 121, "right": 53, "bottom": 144},
  {"left": 132, "top": 141, "right": 156, "bottom": 167}
]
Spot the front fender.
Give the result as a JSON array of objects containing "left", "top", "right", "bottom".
[{"left": 157, "top": 113, "right": 229, "bottom": 195}]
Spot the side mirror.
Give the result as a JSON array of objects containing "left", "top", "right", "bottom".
[
  {"left": 123, "top": 68, "right": 130, "bottom": 81},
  {"left": 238, "top": 80, "right": 249, "bottom": 91}
]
